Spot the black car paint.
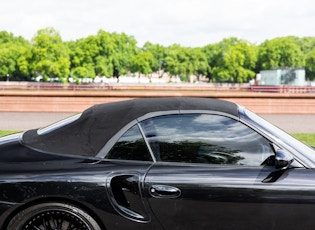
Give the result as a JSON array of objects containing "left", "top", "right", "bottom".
[
  {"left": 145, "top": 164, "right": 315, "bottom": 229},
  {"left": 1, "top": 98, "right": 315, "bottom": 229},
  {"left": 0, "top": 135, "right": 160, "bottom": 229},
  {"left": 2, "top": 135, "right": 315, "bottom": 230}
]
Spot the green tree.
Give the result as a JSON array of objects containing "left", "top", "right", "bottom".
[
  {"left": 284, "top": 36, "right": 315, "bottom": 55},
  {"left": 203, "top": 38, "right": 257, "bottom": 83},
  {"left": 30, "top": 27, "right": 70, "bottom": 82},
  {"left": 165, "top": 45, "right": 208, "bottom": 82},
  {"left": 67, "top": 36, "right": 99, "bottom": 79},
  {"left": 142, "top": 42, "right": 167, "bottom": 75},
  {"left": 257, "top": 37, "right": 304, "bottom": 70},
  {"left": 70, "top": 65, "right": 95, "bottom": 83},
  {"left": 305, "top": 48, "right": 315, "bottom": 81},
  {"left": 0, "top": 46, "right": 15, "bottom": 80},
  {"left": 202, "top": 43, "right": 221, "bottom": 81},
  {"left": 97, "top": 30, "right": 137, "bottom": 78},
  {"left": 130, "top": 51, "right": 154, "bottom": 76},
  {"left": 190, "top": 48, "right": 209, "bottom": 82},
  {"left": 0, "top": 31, "right": 31, "bottom": 80},
  {"left": 299, "top": 37, "right": 315, "bottom": 55},
  {"left": 68, "top": 30, "right": 137, "bottom": 80},
  {"left": 223, "top": 41, "right": 257, "bottom": 83}
]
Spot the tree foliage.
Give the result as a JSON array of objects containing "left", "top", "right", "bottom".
[
  {"left": 30, "top": 28, "right": 70, "bottom": 82},
  {"left": 257, "top": 37, "right": 304, "bottom": 70},
  {"left": 1, "top": 28, "right": 315, "bottom": 84},
  {"left": 142, "top": 42, "right": 167, "bottom": 74},
  {"left": 0, "top": 31, "right": 30, "bottom": 80},
  {"left": 68, "top": 30, "right": 137, "bottom": 80},
  {"left": 164, "top": 45, "right": 208, "bottom": 82},
  {"left": 130, "top": 52, "right": 154, "bottom": 76},
  {"left": 203, "top": 38, "right": 257, "bottom": 83},
  {"left": 305, "top": 48, "right": 315, "bottom": 81}
]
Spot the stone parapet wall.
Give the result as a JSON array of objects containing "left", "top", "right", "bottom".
[{"left": 1, "top": 90, "right": 315, "bottom": 114}]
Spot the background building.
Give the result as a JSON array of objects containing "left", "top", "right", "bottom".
[{"left": 257, "top": 68, "right": 305, "bottom": 86}]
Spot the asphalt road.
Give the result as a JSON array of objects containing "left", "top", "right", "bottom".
[{"left": 0, "top": 112, "right": 315, "bottom": 133}]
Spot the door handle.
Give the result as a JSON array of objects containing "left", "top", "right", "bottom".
[{"left": 150, "top": 185, "right": 181, "bottom": 198}]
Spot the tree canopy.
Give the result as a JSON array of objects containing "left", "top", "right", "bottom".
[{"left": 1, "top": 28, "right": 315, "bottom": 83}]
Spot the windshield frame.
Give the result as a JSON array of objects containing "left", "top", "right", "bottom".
[{"left": 239, "top": 106, "right": 315, "bottom": 168}]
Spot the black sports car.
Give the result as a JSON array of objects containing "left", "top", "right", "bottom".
[{"left": 1, "top": 97, "right": 315, "bottom": 230}]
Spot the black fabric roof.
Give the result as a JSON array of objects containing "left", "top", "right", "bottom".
[{"left": 22, "top": 97, "right": 239, "bottom": 156}]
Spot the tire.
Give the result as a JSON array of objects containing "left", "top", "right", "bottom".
[{"left": 7, "top": 202, "right": 102, "bottom": 230}]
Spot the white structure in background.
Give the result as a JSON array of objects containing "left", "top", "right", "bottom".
[
  {"left": 257, "top": 68, "right": 306, "bottom": 86},
  {"left": 94, "top": 75, "right": 176, "bottom": 84}
]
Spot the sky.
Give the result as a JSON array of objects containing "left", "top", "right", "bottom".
[{"left": 1, "top": 0, "right": 315, "bottom": 47}]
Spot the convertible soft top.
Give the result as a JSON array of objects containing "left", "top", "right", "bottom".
[{"left": 22, "top": 97, "right": 239, "bottom": 156}]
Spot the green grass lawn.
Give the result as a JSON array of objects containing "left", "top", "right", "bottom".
[
  {"left": 0, "top": 130, "right": 20, "bottom": 137},
  {"left": 291, "top": 133, "right": 315, "bottom": 147},
  {"left": 0, "top": 130, "right": 315, "bottom": 147}
]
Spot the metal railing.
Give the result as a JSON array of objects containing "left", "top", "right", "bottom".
[
  {"left": 1, "top": 82, "right": 315, "bottom": 93},
  {"left": 248, "top": 85, "right": 315, "bottom": 93}
]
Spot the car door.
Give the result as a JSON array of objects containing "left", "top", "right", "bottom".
[
  {"left": 103, "top": 124, "right": 155, "bottom": 225},
  {"left": 140, "top": 113, "right": 315, "bottom": 230}
]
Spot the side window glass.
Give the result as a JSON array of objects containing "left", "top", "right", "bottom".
[
  {"left": 140, "top": 114, "right": 274, "bottom": 166},
  {"left": 106, "top": 125, "right": 152, "bottom": 161}
]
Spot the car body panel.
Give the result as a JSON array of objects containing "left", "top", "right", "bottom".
[
  {"left": 1, "top": 98, "right": 315, "bottom": 229},
  {"left": 145, "top": 164, "right": 315, "bottom": 229},
  {"left": 0, "top": 139, "right": 159, "bottom": 229}
]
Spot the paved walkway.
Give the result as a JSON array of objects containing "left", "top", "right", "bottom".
[
  {"left": 260, "top": 114, "right": 315, "bottom": 133},
  {"left": 0, "top": 112, "right": 75, "bottom": 131},
  {"left": 0, "top": 112, "right": 315, "bottom": 133}
]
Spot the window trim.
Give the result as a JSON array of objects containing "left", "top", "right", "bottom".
[
  {"left": 137, "top": 123, "right": 157, "bottom": 162},
  {"left": 97, "top": 119, "right": 138, "bottom": 158},
  {"left": 104, "top": 124, "right": 154, "bottom": 162},
  {"left": 139, "top": 112, "right": 275, "bottom": 166},
  {"left": 97, "top": 110, "right": 240, "bottom": 159},
  {"left": 238, "top": 106, "right": 306, "bottom": 168},
  {"left": 97, "top": 111, "right": 179, "bottom": 158}
]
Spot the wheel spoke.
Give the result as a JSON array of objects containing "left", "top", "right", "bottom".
[
  {"left": 22, "top": 210, "right": 90, "bottom": 230},
  {"left": 30, "top": 224, "right": 41, "bottom": 230},
  {"left": 8, "top": 203, "right": 100, "bottom": 230}
]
